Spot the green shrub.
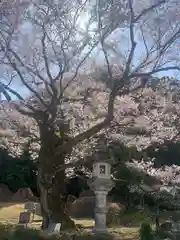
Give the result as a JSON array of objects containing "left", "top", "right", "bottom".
[
  {"left": 0, "top": 224, "right": 13, "bottom": 240},
  {"left": 12, "top": 227, "right": 42, "bottom": 240},
  {"left": 0, "top": 225, "right": 42, "bottom": 240},
  {"left": 94, "top": 233, "right": 114, "bottom": 240},
  {"left": 65, "top": 232, "right": 115, "bottom": 240},
  {"left": 139, "top": 222, "right": 153, "bottom": 240},
  {"left": 106, "top": 203, "right": 124, "bottom": 227},
  {"left": 120, "top": 210, "right": 153, "bottom": 226},
  {"left": 125, "top": 126, "right": 149, "bottom": 136},
  {"left": 0, "top": 224, "right": 115, "bottom": 240}
]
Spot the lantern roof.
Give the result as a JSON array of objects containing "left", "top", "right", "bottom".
[{"left": 93, "top": 137, "right": 109, "bottom": 163}]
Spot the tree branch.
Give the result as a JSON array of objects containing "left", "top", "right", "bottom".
[
  {"left": 3, "top": 46, "right": 55, "bottom": 101},
  {"left": 123, "top": 0, "right": 136, "bottom": 77},
  {"left": 0, "top": 84, "right": 11, "bottom": 101},
  {"left": 13, "top": 103, "right": 37, "bottom": 118},
  {"left": 131, "top": 66, "right": 180, "bottom": 78},
  {"left": 159, "top": 28, "right": 180, "bottom": 56},
  {"left": 96, "top": 0, "right": 113, "bottom": 82},
  {"left": 0, "top": 82, "right": 24, "bottom": 101},
  {"left": 57, "top": 41, "right": 99, "bottom": 102},
  {"left": 41, "top": 28, "right": 58, "bottom": 99},
  {"left": 6, "top": 54, "right": 48, "bottom": 108},
  {"left": 41, "top": 30, "right": 53, "bottom": 83},
  {"left": 56, "top": 90, "right": 115, "bottom": 155},
  {"left": 7, "top": 48, "right": 46, "bottom": 83},
  {"left": 134, "top": 0, "right": 166, "bottom": 22}
]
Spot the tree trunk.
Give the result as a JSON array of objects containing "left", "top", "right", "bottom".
[
  {"left": 155, "top": 216, "right": 160, "bottom": 232},
  {"left": 47, "top": 171, "right": 76, "bottom": 230},
  {"left": 40, "top": 190, "right": 50, "bottom": 229},
  {"left": 38, "top": 164, "right": 76, "bottom": 230},
  {"left": 37, "top": 169, "right": 50, "bottom": 229},
  {"left": 37, "top": 130, "right": 76, "bottom": 231}
]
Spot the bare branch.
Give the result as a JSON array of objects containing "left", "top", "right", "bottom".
[
  {"left": 57, "top": 42, "right": 98, "bottom": 101},
  {"left": 159, "top": 29, "right": 180, "bottom": 56},
  {"left": 96, "top": 0, "right": 112, "bottom": 82},
  {"left": 41, "top": 29, "right": 53, "bottom": 83},
  {"left": 134, "top": 0, "right": 166, "bottom": 22},
  {"left": 123, "top": 0, "right": 136, "bottom": 77},
  {"left": 7, "top": 48, "right": 46, "bottom": 83},
  {"left": 13, "top": 103, "right": 36, "bottom": 118},
  {"left": 0, "top": 82, "right": 24, "bottom": 101},
  {"left": 0, "top": 84, "right": 11, "bottom": 101},
  {"left": 132, "top": 24, "right": 180, "bottom": 75},
  {"left": 41, "top": 27, "right": 58, "bottom": 101},
  {"left": 131, "top": 66, "right": 180, "bottom": 78},
  {"left": 62, "top": 97, "right": 88, "bottom": 103},
  {"left": 56, "top": 87, "right": 120, "bottom": 154},
  {"left": 7, "top": 58, "right": 48, "bottom": 107}
]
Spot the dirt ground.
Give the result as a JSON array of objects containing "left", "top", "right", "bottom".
[{"left": 0, "top": 202, "right": 139, "bottom": 239}]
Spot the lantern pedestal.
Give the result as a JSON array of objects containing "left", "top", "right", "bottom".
[
  {"left": 172, "top": 221, "right": 180, "bottom": 238},
  {"left": 88, "top": 178, "right": 114, "bottom": 233}
]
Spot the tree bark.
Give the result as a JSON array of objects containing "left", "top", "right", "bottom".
[
  {"left": 47, "top": 171, "right": 76, "bottom": 230},
  {"left": 38, "top": 160, "right": 76, "bottom": 230},
  {"left": 40, "top": 188, "right": 50, "bottom": 229},
  {"left": 37, "top": 168, "right": 50, "bottom": 229},
  {"left": 37, "top": 129, "right": 75, "bottom": 230}
]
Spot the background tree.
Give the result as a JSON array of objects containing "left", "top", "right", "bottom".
[
  {"left": 0, "top": 140, "right": 37, "bottom": 192},
  {"left": 144, "top": 140, "right": 180, "bottom": 167},
  {"left": 0, "top": 0, "right": 179, "bottom": 230}
]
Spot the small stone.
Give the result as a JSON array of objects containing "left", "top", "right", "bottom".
[
  {"left": 17, "top": 223, "right": 27, "bottom": 229},
  {"left": 45, "top": 222, "right": 61, "bottom": 235},
  {"left": 160, "top": 221, "right": 172, "bottom": 231},
  {"left": 18, "top": 212, "right": 31, "bottom": 224}
]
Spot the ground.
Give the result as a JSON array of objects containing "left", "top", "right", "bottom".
[{"left": 0, "top": 202, "right": 139, "bottom": 239}]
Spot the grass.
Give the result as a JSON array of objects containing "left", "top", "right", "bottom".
[
  {"left": 0, "top": 202, "right": 140, "bottom": 239},
  {"left": 0, "top": 203, "right": 25, "bottom": 224},
  {"left": 0, "top": 225, "right": 139, "bottom": 240}
]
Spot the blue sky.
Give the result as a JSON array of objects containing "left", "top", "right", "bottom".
[
  {"left": 1, "top": 40, "right": 179, "bottom": 101},
  {"left": 1, "top": 7, "right": 179, "bottom": 100}
]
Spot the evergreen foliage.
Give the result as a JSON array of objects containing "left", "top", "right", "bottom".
[
  {"left": 139, "top": 222, "right": 153, "bottom": 240},
  {"left": 0, "top": 141, "right": 37, "bottom": 192}
]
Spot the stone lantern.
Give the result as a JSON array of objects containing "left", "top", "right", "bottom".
[
  {"left": 88, "top": 138, "right": 114, "bottom": 233},
  {"left": 160, "top": 185, "right": 180, "bottom": 238}
]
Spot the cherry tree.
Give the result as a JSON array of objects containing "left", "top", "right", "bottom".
[{"left": 0, "top": 0, "right": 180, "bottom": 230}]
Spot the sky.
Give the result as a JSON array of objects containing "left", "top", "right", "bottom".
[
  {"left": 1, "top": 39, "right": 179, "bottom": 101},
  {"left": 0, "top": 2, "right": 179, "bottom": 100}
]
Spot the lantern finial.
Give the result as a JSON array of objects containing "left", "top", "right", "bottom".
[{"left": 94, "top": 135, "right": 108, "bottom": 163}]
